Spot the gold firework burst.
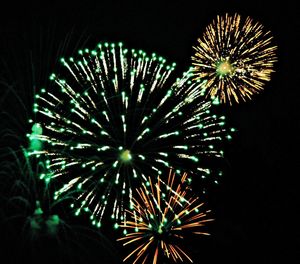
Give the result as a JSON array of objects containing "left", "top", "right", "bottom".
[
  {"left": 118, "top": 170, "right": 213, "bottom": 263},
  {"left": 192, "top": 13, "right": 277, "bottom": 105}
]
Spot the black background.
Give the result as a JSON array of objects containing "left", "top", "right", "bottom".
[{"left": 0, "top": 0, "right": 299, "bottom": 263}]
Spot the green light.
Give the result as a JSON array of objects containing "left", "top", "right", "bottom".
[
  {"left": 34, "top": 201, "right": 43, "bottom": 216},
  {"left": 191, "top": 156, "right": 199, "bottom": 162},
  {"left": 216, "top": 60, "right": 234, "bottom": 76},
  {"left": 45, "top": 177, "right": 50, "bottom": 184},
  {"left": 120, "top": 149, "right": 132, "bottom": 163},
  {"left": 29, "top": 139, "right": 42, "bottom": 151},
  {"left": 113, "top": 161, "right": 118, "bottom": 168},
  {"left": 212, "top": 97, "right": 220, "bottom": 105},
  {"left": 226, "top": 134, "right": 232, "bottom": 140},
  {"left": 158, "top": 226, "right": 163, "bottom": 234}
]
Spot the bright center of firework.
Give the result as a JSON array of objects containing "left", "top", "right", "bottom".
[
  {"left": 120, "top": 150, "right": 132, "bottom": 163},
  {"left": 216, "top": 60, "right": 233, "bottom": 76}
]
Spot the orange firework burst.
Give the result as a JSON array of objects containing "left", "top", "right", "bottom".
[
  {"left": 118, "top": 170, "right": 213, "bottom": 263},
  {"left": 192, "top": 13, "right": 277, "bottom": 105}
]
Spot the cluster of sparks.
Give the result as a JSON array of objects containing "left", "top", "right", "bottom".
[
  {"left": 28, "top": 42, "right": 232, "bottom": 226},
  {"left": 9, "top": 11, "right": 279, "bottom": 264},
  {"left": 118, "top": 170, "right": 213, "bottom": 263},
  {"left": 192, "top": 13, "right": 277, "bottom": 105}
]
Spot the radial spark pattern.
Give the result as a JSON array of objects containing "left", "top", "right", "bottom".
[
  {"left": 192, "top": 13, "right": 277, "bottom": 105},
  {"left": 118, "top": 170, "right": 213, "bottom": 263},
  {"left": 29, "top": 42, "right": 232, "bottom": 225}
]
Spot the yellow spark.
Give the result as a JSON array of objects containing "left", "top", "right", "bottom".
[{"left": 192, "top": 13, "right": 277, "bottom": 105}]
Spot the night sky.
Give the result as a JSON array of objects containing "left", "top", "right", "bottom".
[{"left": 0, "top": 0, "right": 299, "bottom": 263}]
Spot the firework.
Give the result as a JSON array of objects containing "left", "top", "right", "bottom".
[
  {"left": 0, "top": 147, "right": 120, "bottom": 263},
  {"left": 30, "top": 42, "right": 232, "bottom": 225},
  {"left": 0, "top": 31, "right": 121, "bottom": 263},
  {"left": 2, "top": 148, "right": 65, "bottom": 239},
  {"left": 118, "top": 169, "right": 213, "bottom": 263},
  {"left": 191, "top": 13, "right": 277, "bottom": 105}
]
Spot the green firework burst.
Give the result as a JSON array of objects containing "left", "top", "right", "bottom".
[{"left": 29, "top": 42, "right": 233, "bottom": 226}]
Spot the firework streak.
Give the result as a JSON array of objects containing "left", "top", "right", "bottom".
[
  {"left": 118, "top": 170, "right": 213, "bottom": 263},
  {"left": 29, "top": 42, "right": 231, "bottom": 225},
  {"left": 192, "top": 13, "right": 277, "bottom": 105}
]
